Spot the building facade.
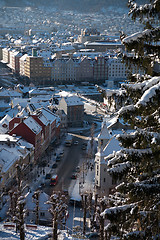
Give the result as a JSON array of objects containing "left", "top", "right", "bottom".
[{"left": 59, "top": 96, "right": 84, "bottom": 127}]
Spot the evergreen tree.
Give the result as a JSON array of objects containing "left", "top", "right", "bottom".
[{"left": 102, "top": 0, "right": 160, "bottom": 239}]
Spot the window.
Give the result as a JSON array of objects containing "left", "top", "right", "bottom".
[
  {"left": 40, "top": 212, "right": 45, "bottom": 217},
  {"left": 104, "top": 178, "right": 106, "bottom": 182},
  {"left": 97, "top": 171, "right": 98, "bottom": 176},
  {"left": 104, "top": 168, "right": 106, "bottom": 172}
]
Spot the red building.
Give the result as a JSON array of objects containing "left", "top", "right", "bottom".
[
  {"left": 9, "top": 116, "right": 42, "bottom": 163},
  {"left": 37, "top": 108, "right": 60, "bottom": 142},
  {"left": 9, "top": 107, "right": 61, "bottom": 163}
]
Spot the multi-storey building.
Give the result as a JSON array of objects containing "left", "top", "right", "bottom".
[
  {"left": 8, "top": 50, "right": 23, "bottom": 74},
  {"left": 1, "top": 47, "right": 10, "bottom": 64},
  {"left": 0, "top": 134, "right": 34, "bottom": 193},
  {"left": 19, "top": 53, "right": 28, "bottom": 76},
  {"left": 108, "top": 56, "right": 127, "bottom": 81},
  {"left": 9, "top": 116, "right": 42, "bottom": 163},
  {"left": 93, "top": 56, "right": 108, "bottom": 82},
  {"left": 94, "top": 121, "right": 122, "bottom": 196},
  {"left": 0, "top": 46, "right": 3, "bottom": 60},
  {"left": 24, "top": 49, "right": 51, "bottom": 85},
  {"left": 77, "top": 56, "right": 93, "bottom": 82},
  {"left": 52, "top": 58, "right": 77, "bottom": 83},
  {"left": 59, "top": 96, "right": 84, "bottom": 127}
]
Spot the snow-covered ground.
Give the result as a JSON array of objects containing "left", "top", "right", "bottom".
[{"left": 0, "top": 224, "right": 52, "bottom": 239}]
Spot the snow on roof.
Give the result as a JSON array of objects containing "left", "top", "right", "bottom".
[
  {"left": 20, "top": 53, "right": 28, "bottom": 61},
  {"left": 24, "top": 116, "right": 42, "bottom": 134},
  {"left": 11, "top": 98, "right": 31, "bottom": 108},
  {"left": 105, "top": 88, "right": 126, "bottom": 97},
  {"left": 85, "top": 41, "right": 122, "bottom": 46},
  {"left": 0, "top": 89, "right": 22, "bottom": 98},
  {"left": 18, "top": 138, "right": 33, "bottom": 149},
  {"left": 5, "top": 105, "right": 21, "bottom": 118},
  {"left": 29, "top": 89, "right": 49, "bottom": 95},
  {"left": 64, "top": 96, "right": 84, "bottom": 106},
  {"left": 97, "top": 121, "right": 111, "bottom": 140},
  {"left": 0, "top": 115, "right": 12, "bottom": 134},
  {"left": 34, "top": 111, "right": 49, "bottom": 126},
  {"left": 39, "top": 107, "right": 59, "bottom": 123},
  {"left": 25, "top": 191, "right": 50, "bottom": 211},
  {"left": 0, "top": 134, "right": 18, "bottom": 143},
  {"left": 103, "top": 136, "right": 122, "bottom": 163},
  {"left": 0, "top": 147, "right": 22, "bottom": 173}
]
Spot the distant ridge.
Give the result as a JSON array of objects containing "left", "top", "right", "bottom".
[{"left": 2, "top": 0, "right": 149, "bottom": 12}]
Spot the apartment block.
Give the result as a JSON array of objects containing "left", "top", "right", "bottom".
[
  {"left": 24, "top": 55, "right": 51, "bottom": 84},
  {"left": 93, "top": 56, "right": 108, "bottom": 82}
]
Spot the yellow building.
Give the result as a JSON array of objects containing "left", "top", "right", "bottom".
[{"left": 24, "top": 50, "right": 51, "bottom": 85}]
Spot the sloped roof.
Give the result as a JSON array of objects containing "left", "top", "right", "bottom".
[
  {"left": 0, "top": 115, "right": 12, "bottom": 134},
  {"left": 24, "top": 116, "right": 42, "bottom": 134},
  {"left": 97, "top": 121, "right": 111, "bottom": 140},
  {"left": 25, "top": 191, "right": 51, "bottom": 211},
  {"left": 102, "top": 136, "right": 122, "bottom": 163}
]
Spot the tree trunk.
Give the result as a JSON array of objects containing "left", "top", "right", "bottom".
[
  {"left": 83, "top": 195, "right": 87, "bottom": 235},
  {"left": 53, "top": 212, "right": 58, "bottom": 240}
]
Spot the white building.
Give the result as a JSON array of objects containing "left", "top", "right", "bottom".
[
  {"left": 108, "top": 56, "right": 127, "bottom": 81},
  {"left": 94, "top": 120, "right": 121, "bottom": 196},
  {"left": 20, "top": 54, "right": 28, "bottom": 76},
  {"left": 25, "top": 190, "right": 52, "bottom": 225}
]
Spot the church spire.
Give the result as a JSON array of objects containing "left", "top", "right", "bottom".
[{"left": 97, "top": 119, "right": 111, "bottom": 151}]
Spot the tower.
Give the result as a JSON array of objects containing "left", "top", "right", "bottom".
[{"left": 97, "top": 120, "right": 110, "bottom": 152}]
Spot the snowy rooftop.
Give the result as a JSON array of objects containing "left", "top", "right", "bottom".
[
  {"left": 103, "top": 136, "right": 122, "bottom": 163},
  {"left": 0, "top": 115, "right": 12, "bottom": 134},
  {"left": 0, "top": 145, "right": 25, "bottom": 173},
  {"left": 39, "top": 107, "right": 60, "bottom": 124},
  {"left": 0, "top": 134, "right": 18, "bottom": 143},
  {"left": 24, "top": 117, "right": 42, "bottom": 134},
  {"left": 64, "top": 96, "right": 84, "bottom": 106},
  {"left": 97, "top": 121, "right": 111, "bottom": 140}
]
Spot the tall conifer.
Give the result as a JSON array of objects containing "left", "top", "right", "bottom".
[{"left": 102, "top": 1, "right": 160, "bottom": 239}]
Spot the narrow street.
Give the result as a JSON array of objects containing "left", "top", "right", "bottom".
[{"left": 44, "top": 135, "right": 86, "bottom": 195}]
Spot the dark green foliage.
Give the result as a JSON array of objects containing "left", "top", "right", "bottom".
[{"left": 103, "top": 0, "right": 160, "bottom": 239}]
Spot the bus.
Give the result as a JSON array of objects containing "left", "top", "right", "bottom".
[
  {"left": 65, "top": 134, "right": 73, "bottom": 147},
  {"left": 50, "top": 174, "right": 58, "bottom": 186}
]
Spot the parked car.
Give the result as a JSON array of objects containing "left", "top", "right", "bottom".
[
  {"left": 38, "top": 182, "right": 45, "bottom": 190},
  {"left": 59, "top": 151, "right": 64, "bottom": 157},
  {"left": 76, "top": 166, "right": 80, "bottom": 173},
  {"left": 83, "top": 142, "right": 87, "bottom": 146},
  {"left": 45, "top": 173, "right": 51, "bottom": 179},
  {"left": 52, "top": 163, "right": 58, "bottom": 168},
  {"left": 74, "top": 141, "right": 79, "bottom": 145},
  {"left": 56, "top": 155, "right": 61, "bottom": 162},
  {"left": 71, "top": 173, "right": 77, "bottom": 179},
  {"left": 81, "top": 145, "right": 86, "bottom": 150}
]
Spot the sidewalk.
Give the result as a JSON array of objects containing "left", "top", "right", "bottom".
[{"left": 69, "top": 164, "right": 95, "bottom": 201}]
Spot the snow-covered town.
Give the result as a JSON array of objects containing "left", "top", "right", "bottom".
[{"left": 0, "top": 0, "right": 159, "bottom": 240}]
